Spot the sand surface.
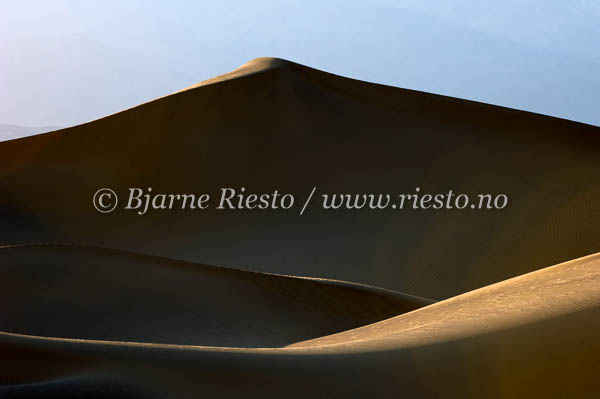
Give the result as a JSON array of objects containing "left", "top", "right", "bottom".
[
  {"left": 1, "top": 57, "right": 599, "bottom": 299},
  {"left": 0, "top": 244, "right": 431, "bottom": 348},
  {"left": 1, "top": 251, "right": 598, "bottom": 398},
  {"left": 1, "top": 58, "right": 599, "bottom": 397}
]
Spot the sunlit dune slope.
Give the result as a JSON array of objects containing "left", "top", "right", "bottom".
[
  {"left": 291, "top": 252, "right": 600, "bottom": 350},
  {"left": 1, "top": 253, "right": 598, "bottom": 398}
]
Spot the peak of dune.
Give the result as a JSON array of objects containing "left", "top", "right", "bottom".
[
  {"left": 179, "top": 57, "right": 294, "bottom": 92},
  {"left": 238, "top": 56, "right": 292, "bottom": 69},
  {"left": 0, "top": 59, "right": 598, "bottom": 300},
  {"left": 1, "top": 57, "right": 600, "bottom": 398}
]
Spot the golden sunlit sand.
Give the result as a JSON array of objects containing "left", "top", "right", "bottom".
[{"left": 1, "top": 248, "right": 598, "bottom": 398}]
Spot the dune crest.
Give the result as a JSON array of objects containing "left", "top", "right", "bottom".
[
  {"left": 0, "top": 57, "right": 598, "bottom": 300},
  {"left": 0, "top": 244, "right": 432, "bottom": 348},
  {"left": 176, "top": 57, "right": 289, "bottom": 93},
  {"left": 1, "top": 252, "right": 599, "bottom": 398},
  {"left": 290, "top": 252, "right": 600, "bottom": 349},
  {"left": 1, "top": 58, "right": 599, "bottom": 397}
]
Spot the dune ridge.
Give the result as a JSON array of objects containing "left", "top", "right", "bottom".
[
  {"left": 0, "top": 243, "right": 432, "bottom": 348},
  {"left": 1, "top": 252, "right": 599, "bottom": 398},
  {"left": 1, "top": 58, "right": 599, "bottom": 397},
  {"left": 290, "top": 252, "right": 600, "bottom": 349},
  {"left": 0, "top": 57, "right": 599, "bottom": 300}
]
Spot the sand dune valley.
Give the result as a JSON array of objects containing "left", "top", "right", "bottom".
[{"left": 1, "top": 58, "right": 600, "bottom": 398}]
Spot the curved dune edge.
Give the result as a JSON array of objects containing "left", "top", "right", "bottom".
[
  {"left": 1, "top": 250, "right": 598, "bottom": 353},
  {"left": 174, "top": 57, "right": 287, "bottom": 94},
  {"left": 0, "top": 58, "right": 284, "bottom": 140},
  {"left": 11, "top": 55, "right": 594, "bottom": 142},
  {"left": 290, "top": 251, "right": 600, "bottom": 350},
  {"left": 1, "top": 58, "right": 599, "bottom": 396},
  {"left": 1, "top": 57, "right": 599, "bottom": 301},
  {"left": 2, "top": 57, "right": 298, "bottom": 137},
  {"left": 0, "top": 243, "right": 433, "bottom": 348},
  {"left": 1, "top": 254, "right": 599, "bottom": 397}
]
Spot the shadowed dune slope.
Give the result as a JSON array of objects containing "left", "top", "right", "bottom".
[
  {"left": 0, "top": 57, "right": 599, "bottom": 299},
  {"left": 0, "top": 244, "right": 431, "bottom": 348},
  {"left": 1, "top": 253, "right": 599, "bottom": 398}
]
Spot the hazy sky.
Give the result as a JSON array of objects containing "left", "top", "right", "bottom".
[{"left": 1, "top": 0, "right": 599, "bottom": 131}]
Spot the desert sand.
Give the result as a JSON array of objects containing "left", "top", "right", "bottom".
[
  {"left": 1, "top": 248, "right": 599, "bottom": 398},
  {"left": 1, "top": 58, "right": 599, "bottom": 397},
  {"left": 0, "top": 244, "right": 431, "bottom": 348}
]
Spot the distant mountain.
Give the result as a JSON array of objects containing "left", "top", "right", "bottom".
[{"left": 0, "top": 34, "right": 194, "bottom": 127}]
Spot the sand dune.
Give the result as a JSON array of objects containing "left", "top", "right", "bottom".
[
  {"left": 1, "top": 253, "right": 598, "bottom": 398},
  {"left": 0, "top": 58, "right": 599, "bottom": 299},
  {"left": 1, "top": 58, "right": 599, "bottom": 397},
  {"left": 0, "top": 244, "right": 431, "bottom": 348},
  {"left": 291, "top": 252, "right": 600, "bottom": 350}
]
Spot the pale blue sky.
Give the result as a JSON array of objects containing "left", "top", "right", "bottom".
[{"left": 1, "top": 0, "right": 599, "bottom": 131}]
